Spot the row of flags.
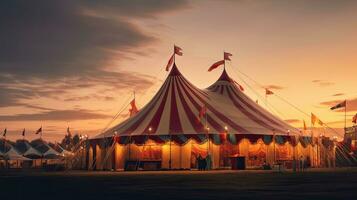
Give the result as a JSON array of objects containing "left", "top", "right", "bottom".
[{"left": 2, "top": 127, "right": 42, "bottom": 137}]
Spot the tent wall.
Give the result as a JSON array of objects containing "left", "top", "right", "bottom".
[{"left": 90, "top": 138, "right": 335, "bottom": 170}]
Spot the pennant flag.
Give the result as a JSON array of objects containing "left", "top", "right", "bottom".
[
  {"left": 35, "top": 127, "right": 42, "bottom": 135},
  {"left": 3, "top": 128, "right": 7, "bottom": 137},
  {"left": 311, "top": 113, "right": 323, "bottom": 126},
  {"left": 330, "top": 100, "right": 346, "bottom": 110},
  {"left": 265, "top": 88, "right": 274, "bottom": 95},
  {"left": 166, "top": 54, "right": 174, "bottom": 71},
  {"left": 256, "top": 99, "right": 259, "bottom": 104},
  {"left": 198, "top": 105, "right": 207, "bottom": 119},
  {"left": 67, "top": 127, "right": 71, "bottom": 135},
  {"left": 129, "top": 99, "right": 139, "bottom": 117},
  {"left": 174, "top": 45, "right": 183, "bottom": 56},
  {"left": 224, "top": 52, "right": 232, "bottom": 61},
  {"left": 353, "top": 114, "right": 357, "bottom": 124},
  {"left": 22, "top": 128, "right": 25, "bottom": 137},
  {"left": 303, "top": 120, "right": 307, "bottom": 131},
  {"left": 232, "top": 79, "right": 244, "bottom": 91},
  {"left": 208, "top": 60, "right": 225, "bottom": 72},
  {"left": 166, "top": 45, "right": 183, "bottom": 71}
]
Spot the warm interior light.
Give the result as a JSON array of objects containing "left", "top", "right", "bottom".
[
  {"left": 224, "top": 126, "right": 228, "bottom": 131},
  {"left": 148, "top": 127, "right": 152, "bottom": 132}
]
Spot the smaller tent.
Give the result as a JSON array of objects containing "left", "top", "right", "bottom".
[
  {"left": 31, "top": 139, "right": 62, "bottom": 159},
  {"left": 15, "top": 140, "right": 42, "bottom": 159}
]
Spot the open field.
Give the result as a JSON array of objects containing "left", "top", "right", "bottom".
[{"left": 1, "top": 168, "right": 357, "bottom": 200}]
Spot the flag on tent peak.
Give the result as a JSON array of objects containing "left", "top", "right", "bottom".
[
  {"left": 303, "top": 120, "right": 307, "bottom": 131},
  {"left": 174, "top": 45, "right": 183, "bottom": 56},
  {"left": 330, "top": 100, "right": 346, "bottom": 110},
  {"left": 22, "top": 128, "right": 25, "bottom": 137},
  {"left": 208, "top": 60, "right": 225, "bottom": 72},
  {"left": 353, "top": 113, "right": 357, "bottom": 124},
  {"left": 311, "top": 113, "right": 323, "bottom": 126},
  {"left": 67, "top": 127, "right": 71, "bottom": 135},
  {"left": 166, "top": 45, "right": 183, "bottom": 71},
  {"left": 35, "top": 127, "right": 42, "bottom": 135},
  {"left": 3, "top": 128, "right": 6, "bottom": 137},
  {"left": 129, "top": 99, "right": 139, "bottom": 117}
]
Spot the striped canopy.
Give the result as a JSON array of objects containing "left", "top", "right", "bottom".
[{"left": 97, "top": 64, "right": 300, "bottom": 138}]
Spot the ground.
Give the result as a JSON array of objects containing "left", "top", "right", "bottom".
[{"left": 1, "top": 168, "right": 357, "bottom": 200}]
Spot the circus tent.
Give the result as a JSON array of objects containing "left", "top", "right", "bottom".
[{"left": 86, "top": 64, "right": 335, "bottom": 171}]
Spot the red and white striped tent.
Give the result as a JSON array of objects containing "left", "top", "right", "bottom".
[{"left": 95, "top": 64, "right": 301, "bottom": 145}]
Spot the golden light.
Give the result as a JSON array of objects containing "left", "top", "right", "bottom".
[
  {"left": 224, "top": 126, "right": 228, "bottom": 131},
  {"left": 148, "top": 127, "right": 152, "bottom": 132}
]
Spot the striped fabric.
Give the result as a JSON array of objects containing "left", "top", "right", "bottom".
[{"left": 96, "top": 64, "right": 301, "bottom": 139}]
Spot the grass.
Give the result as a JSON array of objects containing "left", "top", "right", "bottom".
[{"left": 1, "top": 168, "right": 357, "bottom": 200}]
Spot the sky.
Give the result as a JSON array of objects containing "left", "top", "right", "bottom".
[{"left": 1, "top": 0, "right": 356, "bottom": 142}]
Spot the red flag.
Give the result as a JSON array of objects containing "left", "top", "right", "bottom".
[
  {"left": 35, "top": 127, "right": 42, "bottom": 135},
  {"left": 198, "top": 105, "right": 207, "bottom": 120},
  {"left": 330, "top": 100, "right": 346, "bottom": 110},
  {"left": 22, "top": 128, "right": 25, "bottom": 137},
  {"left": 166, "top": 54, "right": 174, "bottom": 71},
  {"left": 224, "top": 52, "right": 232, "bottom": 61},
  {"left": 232, "top": 79, "right": 244, "bottom": 91},
  {"left": 2, "top": 128, "right": 6, "bottom": 137},
  {"left": 129, "top": 99, "right": 139, "bottom": 117},
  {"left": 265, "top": 88, "right": 274, "bottom": 95},
  {"left": 174, "top": 45, "right": 183, "bottom": 56},
  {"left": 208, "top": 60, "right": 224, "bottom": 72},
  {"left": 353, "top": 114, "right": 357, "bottom": 124}
]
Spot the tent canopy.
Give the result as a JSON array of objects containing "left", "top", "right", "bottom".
[{"left": 97, "top": 64, "right": 301, "bottom": 138}]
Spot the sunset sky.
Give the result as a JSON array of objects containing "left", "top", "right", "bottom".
[{"left": 1, "top": 0, "right": 356, "bottom": 142}]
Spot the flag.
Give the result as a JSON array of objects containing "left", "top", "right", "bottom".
[
  {"left": 232, "top": 79, "right": 244, "bottom": 91},
  {"left": 2, "top": 128, "right": 6, "bottom": 137},
  {"left": 303, "top": 120, "right": 307, "bottom": 131},
  {"left": 22, "top": 128, "right": 25, "bottom": 137},
  {"left": 198, "top": 105, "right": 207, "bottom": 119},
  {"left": 330, "top": 100, "right": 346, "bottom": 110},
  {"left": 311, "top": 113, "right": 323, "bottom": 126},
  {"left": 166, "top": 54, "right": 174, "bottom": 71},
  {"left": 35, "top": 127, "right": 42, "bottom": 135},
  {"left": 208, "top": 60, "right": 225, "bottom": 72},
  {"left": 174, "top": 45, "right": 183, "bottom": 56},
  {"left": 353, "top": 114, "right": 357, "bottom": 124},
  {"left": 67, "top": 127, "right": 71, "bottom": 135},
  {"left": 129, "top": 99, "right": 139, "bottom": 117},
  {"left": 166, "top": 45, "right": 183, "bottom": 71},
  {"left": 265, "top": 88, "right": 274, "bottom": 95},
  {"left": 224, "top": 52, "right": 232, "bottom": 61},
  {"left": 198, "top": 105, "right": 207, "bottom": 121},
  {"left": 256, "top": 99, "right": 259, "bottom": 104}
]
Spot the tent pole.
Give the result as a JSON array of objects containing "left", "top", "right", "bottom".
[{"left": 169, "top": 134, "right": 172, "bottom": 170}]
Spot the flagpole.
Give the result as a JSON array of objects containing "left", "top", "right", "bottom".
[
  {"left": 173, "top": 45, "right": 175, "bottom": 64},
  {"left": 345, "top": 99, "right": 347, "bottom": 130},
  {"left": 223, "top": 51, "right": 225, "bottom": 70}
]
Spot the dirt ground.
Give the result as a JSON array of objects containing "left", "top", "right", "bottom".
[{"left": 1, "top": 168, "right": 357, "bottom": 200}]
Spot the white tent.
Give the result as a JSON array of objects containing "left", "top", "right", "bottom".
[{"left": 5, "top": 145, "right": 31, "bottom": 161}]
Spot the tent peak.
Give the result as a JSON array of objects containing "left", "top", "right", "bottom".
[
  {"left": 168, "top": 63, "right": 182, "bottom": 76},
  {"left": 217, "top": 68, "right": 231, "bottom": 82}
]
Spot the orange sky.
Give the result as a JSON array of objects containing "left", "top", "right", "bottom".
[{"left": 1, "top": 0, "right": 356, "bottom": 142}]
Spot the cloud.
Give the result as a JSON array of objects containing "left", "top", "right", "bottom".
[
  {"left": 320, "top": 98, "right": 357, "bottom": 112},
  {"left": 263, "top": 84, "right": 285, "bottom": 90},
  {"left": 312, "top": 80, "right": 335, "bottom": 87},
  {"left": 0, "top": 109, "right": 111, "bottom": 121},
  {"left": 0, "top": 0, "right": 187, "bottom": 108}
]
